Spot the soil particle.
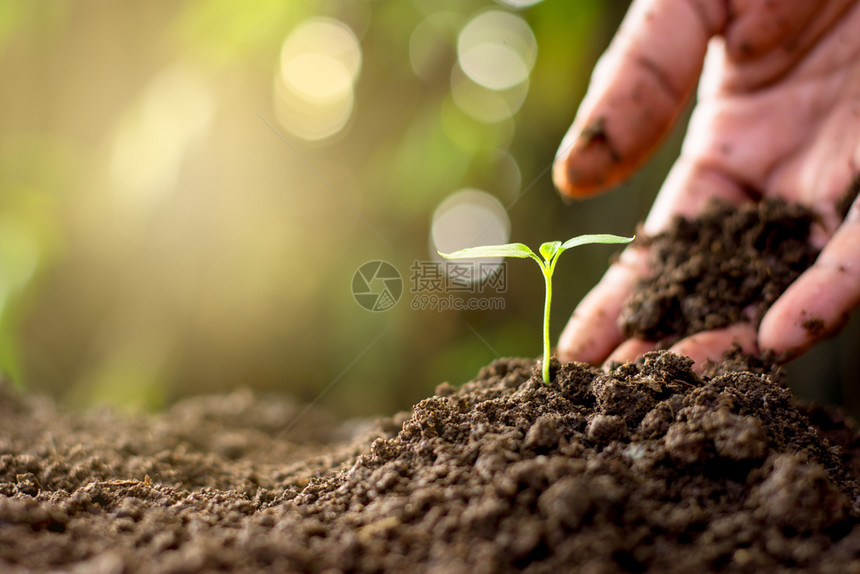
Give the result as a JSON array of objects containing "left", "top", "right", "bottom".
[
  {"left": 2, "top": 351, "right": 860, "bottom": 573},
  {"left": 581, "top": 117, "right": 622, "bottom": 163},
  {"left": 620, "top": 199, "right": 820, "bottom": 345},
  {"left": 803, "top": 316, "right": 827, "bottom": 336}
]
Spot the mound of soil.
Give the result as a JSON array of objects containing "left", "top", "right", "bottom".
[
  {"left": 4, "top": 198, "right": 860, "bottom": 572},
  {"left": 2, "top": 355, "right": 860, "bottom": 573}
]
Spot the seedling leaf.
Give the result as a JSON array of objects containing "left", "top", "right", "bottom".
[
  {"left": 437, "top": 243, "right": 536, "bottom": 260},
  {"left": 539, "top": 241, "right": 561, "bottom": 261},
  {"left": 560, "top": 234, "right": 634, "bottom": 251}
]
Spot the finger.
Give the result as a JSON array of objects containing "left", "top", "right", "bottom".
[
  {"left": 668, "top": 323, "right": 759, "bottom": 372},
  {"left": 558, "top": 246, "right": 649, "bottom": 364},
  {"left": 553, "top": 0, "right": 727, "bottom": 198},
  {"left": 759, "top": 196, "right": 860, "bottom": 359},
  {"left": 604, "top": 339, "right": 658, "bottom": 366}
]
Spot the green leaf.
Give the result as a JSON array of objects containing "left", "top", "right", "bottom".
[
  {"left": 559, "top": 234, "right": 634, "bottom": 251},
  {"left": 438, "top": 243, "right": 536, "bottom": 259},
  {"left": 539, "top": 241, "right": 561, "bottom": 261}
]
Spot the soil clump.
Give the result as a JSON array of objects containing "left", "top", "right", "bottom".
[{"left": 620, "top": 199, "right": 820, "bottom": 346}]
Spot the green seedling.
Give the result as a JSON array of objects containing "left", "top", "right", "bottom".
[{"left": 439, "top": 234, "right": 634, "bottom": 384}]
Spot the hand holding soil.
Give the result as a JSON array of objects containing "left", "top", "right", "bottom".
[{"left": 554, "top": 0, "right": 860, "bottom": 368}]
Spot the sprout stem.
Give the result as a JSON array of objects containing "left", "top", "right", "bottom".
[{"left": 541, "top": 262, "right": 552, "bottom": 384}]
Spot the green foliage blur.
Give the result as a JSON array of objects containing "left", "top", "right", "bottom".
[{"left": 2, "top": 0, "right": 856, "bottom": 417}]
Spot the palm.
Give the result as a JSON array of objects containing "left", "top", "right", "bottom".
[{"left": 676, "top": 6, "right": 860, "bottom": 237}]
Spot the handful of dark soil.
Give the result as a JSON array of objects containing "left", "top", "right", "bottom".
[
  {"left": 2, "top": 353, "right": 860, "bottom": 573},
  {"left": 620, "top": 199, "right": 820, "bottom": 345}
]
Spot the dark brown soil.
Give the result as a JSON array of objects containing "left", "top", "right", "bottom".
[
  {"left": 2, "top": 353, "right": 860, "bottom": 573},
  {"left": 5, "top": 198, "right": 860, "bottom": 572},
  {"left": 619, "top": 199, "right": 820, "bottom": 345}
]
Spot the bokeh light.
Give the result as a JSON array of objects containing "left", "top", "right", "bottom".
[
  {"left": 496, "top": 0, "right": 545, "bottom": 9},
  {"left": 440, "top": 96, "right": 516, "bottom": 152},
  {"left": 457, "top": 10, "right": 537, "bottom": 91},
  {"left": 108, "top": 64, "right": 215, "bottom": 227},
  {"left": 274, "top": 18, "right": 362, "bottom": 141},
  {"left": 450, "top": 63, "right": 529, "bottom": 123},
  {"left": 431, "top": 189, "right": 511, "bottom": 282},
  {"left": 409, "top": 12, "right": 460, "bottom": 82}
]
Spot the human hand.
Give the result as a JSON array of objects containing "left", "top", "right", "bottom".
[{"left": 553, "top": 0, "right": 860, "bottom": 368}]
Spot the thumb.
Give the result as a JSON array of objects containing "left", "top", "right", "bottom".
[{"left": 553, "top": 0, "right": 726, "bottom": 198}]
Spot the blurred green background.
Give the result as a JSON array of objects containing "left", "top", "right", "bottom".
[{"left": 0, "top": 0, "right": 857, "bottom": 417}]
